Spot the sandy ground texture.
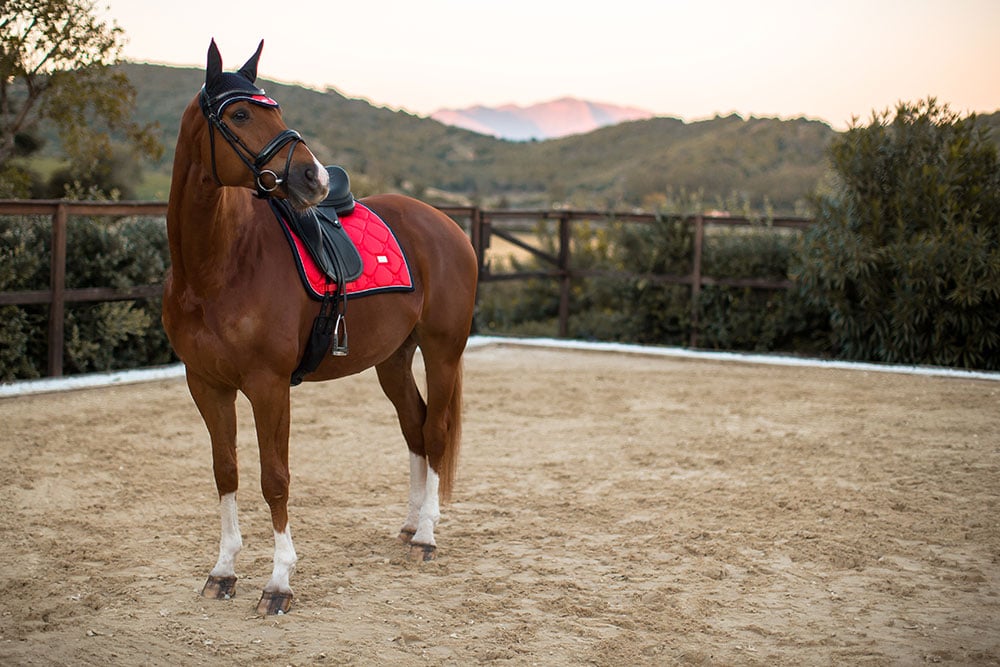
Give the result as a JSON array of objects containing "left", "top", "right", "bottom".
[{"left": 1, "top": 342, "right": 998, "bottom": 666}]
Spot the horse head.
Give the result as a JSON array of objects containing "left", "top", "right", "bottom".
[{"left": 194, "top": 39, "right": 329, "bottom": 209}]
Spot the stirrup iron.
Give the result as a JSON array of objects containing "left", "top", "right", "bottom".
[{"left": 331, "top": 313, "right": 348, "bottom": 356}]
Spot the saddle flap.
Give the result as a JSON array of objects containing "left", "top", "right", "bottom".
[
  {"left": 270, "top": 199, "right": 363, "bottom": 285},
  {"left": 315, "top": 208, "right": 364, "bottom": 282}
]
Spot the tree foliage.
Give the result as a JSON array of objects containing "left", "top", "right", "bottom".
[
  {"left": 796, "top": 99, "right": 1000, "bottom": 369},
  {"left": 0, "top": 0, "right": 162, "bottom": 196}
]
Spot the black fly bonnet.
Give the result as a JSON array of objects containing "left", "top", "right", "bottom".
[{"left": 199, "top": 40, "right": 305, "bottom": 198}]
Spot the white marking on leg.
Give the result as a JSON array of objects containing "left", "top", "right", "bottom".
[
  {"left": 402, "top": 451, "right": 426, "bottom": 535},
  {"left": 209, "top": 492, "right": 242, "bottom": 578},
  {"left": 264, "top": 525, "right": 297, "bottom": 594},
  {"left": 411, "top": 467, "right": 440, "bottom": 547}
]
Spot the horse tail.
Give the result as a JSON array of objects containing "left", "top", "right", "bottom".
[{"left": 437, "top": 361, "right": 463, "bottom": 504}]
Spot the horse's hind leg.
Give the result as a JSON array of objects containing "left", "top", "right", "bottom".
[
  {"left": 377, "top": 335, "right": 465, "bottom": 561},
  {"left": 186, "top": 372, "right": 242, "bottom": 601},
  {"left": 376, "top": 341, "right": 429, "bottom": 548}
]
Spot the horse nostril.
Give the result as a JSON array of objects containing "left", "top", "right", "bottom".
[
  {"left": 293, "top": 163, "right": 330, "bottom": 204},
  {"left": 295, "top": 164, "right": 322, "bottom": 188},
  {"left": 304, "top": 165, "right": 325, "bottom": 189}
]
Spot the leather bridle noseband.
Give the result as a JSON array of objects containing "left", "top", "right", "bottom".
[{"left": 199, "top": 86, "right": 305, "bottom": 199}]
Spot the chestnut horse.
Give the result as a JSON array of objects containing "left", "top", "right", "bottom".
[{"left": 162, "top": 40, "right": 477, "bottom": 615}]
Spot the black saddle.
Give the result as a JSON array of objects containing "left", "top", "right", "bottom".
[
  {"left": 270, "top": 165, "right": 362, "bottom": 284},
  {"left": 272, "top": 166, "right": 364, "bottom": 384}
]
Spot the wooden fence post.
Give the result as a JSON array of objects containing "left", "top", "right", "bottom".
[
  {"left": 557, "top": 213, "right": 571, "bottom": 338},
  {"left": 469, "top": 207, "right": 485, "bottom": 275},
  {"left": 689, "top": 214, "right": 704, "bottom": 348},
  {"left": 469, "top": 207, "right": 485, "bottom": 334},
  {"left": 47, "top": 203, "right": 68, "bottom": 376}
]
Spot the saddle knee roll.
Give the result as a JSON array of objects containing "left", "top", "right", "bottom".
[{"left": 321, "top": 165, "right": 355, "bottom": 216}]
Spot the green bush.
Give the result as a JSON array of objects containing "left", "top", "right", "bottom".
[
  {"left": 796, "top": 99, "right": 1000, "bottom": 369},
  {"left": 588, "top": 216, "right": 693, "bottom": 345},
  {"left": 476, "top": 278, "right": 562, "bottom": 338},
  {"left": 474, "top": 215, "right": 822, "bottom": 353},
  {"left": 697, "top": 285, "right": 830, "bottom": 355},
  {"left": 697, "top": 229, "right": 830, "bottom": 353},
  {"left": 1, "top": 215, "right": 51, "bottom": 380},
  {"left": 0, "top": 213, "right": 174, "bottom": 380}
]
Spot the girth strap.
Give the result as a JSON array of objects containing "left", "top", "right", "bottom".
[{"left": 290, "top": 287, "right": 346, "bottom": 386}]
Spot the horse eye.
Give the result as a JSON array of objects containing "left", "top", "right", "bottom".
[{"left": 231, "top": 109, "right": 250, "bottom": 123}]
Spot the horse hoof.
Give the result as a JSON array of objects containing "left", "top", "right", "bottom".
[
  {"left": 201, "top": 575, "right": 237, "bottom": 600},
  {"left": 408, "top": 543, "right": 436, "bottom": 562},
  {"left": 256, "top": 591, "right": 293, "bottom": 616},
  {"left": 397, "top": 529, "right": 416, "bottom": 544}
]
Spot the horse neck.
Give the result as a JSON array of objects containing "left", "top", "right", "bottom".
[{"left": 166, "top": 146, "right": 257, "bottom": 293}]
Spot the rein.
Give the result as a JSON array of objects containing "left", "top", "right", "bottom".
[{"left": 199, "top": 88, "right": 304, "bottom": 199}]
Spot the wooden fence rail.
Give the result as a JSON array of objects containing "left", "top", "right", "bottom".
[{"left": 0, "top": 200, "right": 812, "bottom": 377}]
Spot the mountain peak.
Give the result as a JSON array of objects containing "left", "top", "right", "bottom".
[{"left": 431, "top": 97, "right": 654, "bottom": 141}]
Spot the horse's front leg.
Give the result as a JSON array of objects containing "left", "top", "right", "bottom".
[
  {"left": 245, "top": 376, "right": 297, "bottom": 615},
  {"left": 186, "top": 372, "right": 242, "bottom": 600},
  {"left": 204, "top": 491, "right": 241, "bottom": 599}
]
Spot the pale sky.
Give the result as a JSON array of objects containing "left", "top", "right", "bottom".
[{"left": 101, "top": 0, "right": 999, "bottom": 130}]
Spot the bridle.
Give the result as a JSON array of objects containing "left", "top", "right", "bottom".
[{"left": 199, "top": 86, "right": 305, "bottom": 199}]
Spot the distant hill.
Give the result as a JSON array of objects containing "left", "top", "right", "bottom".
[
  {"left": 111, "top": 63, "right": 847, "bottom": 212},
  {"left": 431, "top": 97, "right": 655, "bottom": 141},
  {"left": 86, "top": 63, "right": 1000, "bottom": 214}
]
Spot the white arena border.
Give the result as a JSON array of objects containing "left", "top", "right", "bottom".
[
  {"left": 0, "top": 363, "right": 186, "bottom": 398},
  {"left": 2, "top": 335, "right": 998, "bottom": 398},
  {"left": 468, "top": 336, "right": 1000, "bottom": 382}
]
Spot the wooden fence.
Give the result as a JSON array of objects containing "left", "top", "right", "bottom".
[
  {"left": 452, "top": 207, "right": 813, "bottom": 344},
  {"left": 0, "top": 200, "right": 812, "bottom": 377}
]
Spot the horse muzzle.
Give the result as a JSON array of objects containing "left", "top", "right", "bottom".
[
  {"left": 283, "top": 154, "right": 330, "bottom": 210},
  {"left": 251, "top": 130, "right": 329, "bottom": 208}
]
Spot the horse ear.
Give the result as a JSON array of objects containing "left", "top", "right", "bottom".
[
  {"left": 206, "top": 39, "right": 222, "bottom": 86},
  {"left": 238, "top": 40, "right": 264, "bottom": 83}
]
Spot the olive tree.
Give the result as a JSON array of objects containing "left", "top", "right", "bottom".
[{"left": 0, "top": 0, "right": 161, "bottom": 195}]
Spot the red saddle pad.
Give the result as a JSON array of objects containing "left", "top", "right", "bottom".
[{"left": 278, "top": 202, "right": 413, "bottom": 299}]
